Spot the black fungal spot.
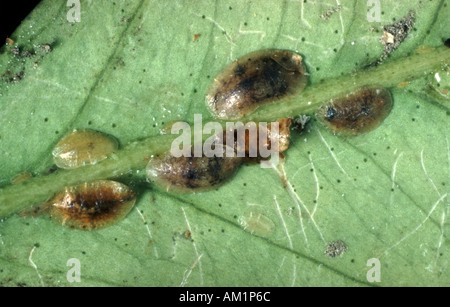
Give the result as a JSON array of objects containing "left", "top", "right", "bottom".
[
  {"left": 325, "top": 107, "right": 337, "bottom": 120},
  {"left": 375, "top": 11, "right": 415, "bottom": 65},
  {"left": 444, "top": 39, "right": 450, "bottom": 47},
  {"left": 325, "top": 240, "right": 348, "bottom": 258}
]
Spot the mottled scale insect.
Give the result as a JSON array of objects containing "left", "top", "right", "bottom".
[
  {"left": 21, "top": 180, "right": 136, "bottom": 230},
  {"left": 223, "top": 118, "right": 294, "bottom": 159},
  {"left": 146, "top": 148, "right": 243, "bottom": 193},
  {"left": 206, "top": 49, "right": 308, "bottom": 119},
  {"left": 315, "top": 86, "right": 393, "bottom": 135},
  {"left": 52, "top": 129, "right": 119, "bottom": 169}
]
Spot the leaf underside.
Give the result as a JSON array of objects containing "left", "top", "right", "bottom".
[{"left": 0, "top": 0, "right": 448, "bottom": 286}]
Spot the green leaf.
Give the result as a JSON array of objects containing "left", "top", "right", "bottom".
[{"left": 0, "top": 0, "right": 449, "bottom": 287}]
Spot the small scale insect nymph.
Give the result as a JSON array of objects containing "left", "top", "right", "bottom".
[{"left": 52, "top": 129, "right": 119, "bottom": 169}]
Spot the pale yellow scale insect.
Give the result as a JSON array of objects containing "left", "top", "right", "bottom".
[{"left": 52, "top": 129, "right": 118, "bottom": 169}]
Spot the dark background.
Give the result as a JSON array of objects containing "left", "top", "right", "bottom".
[{"left": 0, "top": 1, "right": 41, "bottom": 43}]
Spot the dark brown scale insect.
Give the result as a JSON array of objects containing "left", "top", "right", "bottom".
[
  {"left": 206, "top": 49, "right": 308, "bottom": 119},
  {"left": 21, "top": 180, "right": 136, "bottom": 230},
  {"left": 146, "top": 148, "right": 243, "bottom": 193},
  {"left": 316, "top": 86, "right": 393, "bottom": 135}
]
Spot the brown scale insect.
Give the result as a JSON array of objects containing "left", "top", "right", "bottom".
[
  {"left": 147, "top": 118, "right": 300, "bottom": 193},
  {"left": 21, "top": 180, "right": 136, "bottom": 230},
  {"left": 146, "top": 147, "right": 243, "bottom": 193},
  {"left": 52, "top": 129, "right": 119, "bottom": 169},
  {"left": 206, "top": 49, "right": 308, "bottom": 120},
  {"left": 316, "top": 86, "right": 393, "bottom": 136},
  {"left": 223, "top": 118, "right": 294, "bottom": 160}
]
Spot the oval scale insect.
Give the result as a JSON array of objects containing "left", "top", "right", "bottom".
[
  {"left": 315, "top": 86, "right": 393, "bottom": 135},
  {"left": 206, "top": 49, "right": 308, "bottom": 120},
  {"left": 52, "top": 129, "right": 119, "bottom": 169},
  {"left": 146, "top": 147, "right": 243, "bottom": 193},
  {"left": 21, "top": 180, "right": 136, "bottom": 230},
  {"left": 223, "top": 118, "right": 294, "bottom": 160},
  {"left": 238, "top": 210, "right": 275, "bottom": 237}
]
